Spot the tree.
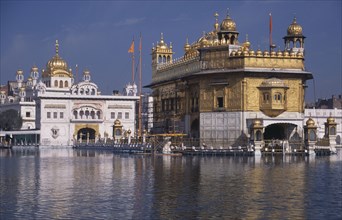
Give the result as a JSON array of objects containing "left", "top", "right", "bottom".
[{"left": 0, "top": 109, "right": 22, "bottom": 131}]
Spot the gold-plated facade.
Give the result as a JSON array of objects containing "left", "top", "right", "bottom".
[{"left": 149, "top": 12, "right": 312, "bottom": 141}]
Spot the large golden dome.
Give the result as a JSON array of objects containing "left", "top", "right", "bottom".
[
  {"left": 287, "top": 17, "right": 303, "bottom": 36},
  {"left": 220, "top": 14, "right": 237, "bottom": 32},
  {"left": 42, "top": 40, "right": 72, "bottom": 78}
]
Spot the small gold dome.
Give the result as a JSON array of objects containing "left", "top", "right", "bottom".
[
  {"left": 127, "top": 129, "right": 132, "bottom": 134},
  {"left": 252, "top": 119, "right": 263, "bottom": 129},
  {"left": 253, "top": 119, "right": 261, "bottom": 126},
  {"left": 27, "top": 77, "right": 32, "bottom": 81},
  {"left": 256, "top": 49, "right": 262, "bottom": 56},
  {"left": 306, "top": 118, "right": 315, "bottom": 126},
  {"left": 297, "top": 51, "right": 304, "bottom": 57},
  {"left": 220, "top": 14, "right": 237, "bottom": 32},
  {"left": 242, "top": 34, "right": 251, "bottom": 50},
  {"left": 157, "top": 33, "right": 168, "bottom": 49},
  {"left": 16, "top": 69, "right": 23, "bottom": 75},
  {"left": 83, "top": 70, "right": 90, "bottom": 75},
  {"left": 114, "top": 119, "right": 121, "bottom": 126},
  {"left": 327, "top": 116, "right": 335, "bottom": 124},
  {"left": 270, "top": 51, "right": 277, "bottom": 57},
  {"left": 243, "top": 50, "right": 249, "bottom": 56},
  {"left": 19, "top": 87, "right": 26, "bottom": 92},
  {"left": 287, "top": 17, "right": 303, "bottom": 36},
  {"left": 231, "top": 51, "right": 237, "bottom": 56},
  {"left": 290, "top": 51, "right": 296, "bottom": 57},
  {"left": 249, "top": 50, "right": 255, "bottom": 56},
  {"left": 31, "top": 66, "right": 38, "bottom": 72},
  {"left": 284, "top": 51, "right": 290, "bottom": 57},
  {"left": 277, "top": 50, "right": 283, "bottom": 57},
  {"left": 184, "top": 38, "right": 191, "bottom": 52},
  {"left": 263, "top": 50, "right": 270, "bottom": 57}
]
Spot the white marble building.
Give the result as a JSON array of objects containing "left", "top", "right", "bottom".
[{"left": 0, "top": 41, "right": 139, "bottom": 146}]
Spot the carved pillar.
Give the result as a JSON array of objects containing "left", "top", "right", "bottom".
[
  {"left": 251, "top": 119, "right": 264, "bottom": 156},
  {"left": 325, "top": 116, "right": 337, "bottom": 153},
  {"left": 304, "top": 118, "right": 317, "bottom": 154}
]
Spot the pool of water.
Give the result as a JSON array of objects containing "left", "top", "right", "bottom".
[{"left": 1, "top": 147, "right": 341, "bottom": 219}]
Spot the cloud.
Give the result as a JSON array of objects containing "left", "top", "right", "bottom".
[{"left": 113, "top": 17, "right": 145, "bottom": 27}]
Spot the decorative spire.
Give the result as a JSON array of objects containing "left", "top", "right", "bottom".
[
  {"left": 160, "top": 33, "right": 164, "bottom": 43},
  {"left": 214, "top": 12, "right": 219, "bottom": 31},
  {"left": 226, "top": 8, "right": 230, "bottom": 17},
  {"left": 246, "top": 34, "right": 249, "bottom": 42},
  {"left": 55, "top": 40, "right": 59, "bottom": 55}
]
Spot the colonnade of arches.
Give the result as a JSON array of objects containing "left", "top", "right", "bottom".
[
  {"left": 73, "top": 109, "right": 102, "bottom": 120},
  {"left": 54, "top": 80, "right": 69, "bottom": 88}
]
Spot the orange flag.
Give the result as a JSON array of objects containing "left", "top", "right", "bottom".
[{"left": 128, "top": 40, "right": 134, "bottom": 53}]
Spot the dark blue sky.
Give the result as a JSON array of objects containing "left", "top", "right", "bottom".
[{"left": 1, "top": 1, "right": 341, "bottom": 102}]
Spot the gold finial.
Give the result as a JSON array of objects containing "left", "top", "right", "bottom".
[
  {"left": 214, "top": 12, "right": 219, "bottom": 31},
  {"left": 160, "top": 33, "right": 164, "bottom": 41},
  {"left": 55, "top": 40, "right": 59, "bottom": 55},
  {"left": 246, "top": 34, "right": 249, "bottom": 42},
  {"left": 186, "top": 37, "right": 189, "bottom": 44},
  {"left": 226, "top": 8, "right": 230, "bottom": 17}
]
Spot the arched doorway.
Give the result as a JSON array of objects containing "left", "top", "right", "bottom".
[
  {"left": 190, "top": 118, "right": 199, "bottom": 138},
  {"left": 264, "top": 124, "right": 286, "bottom": 140},
  {"left": 77, "top": 128, "right": 96, "bottom": 141}
]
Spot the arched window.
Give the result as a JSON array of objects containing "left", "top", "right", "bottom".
[
  {"left": 230, "top": 35, "right": 235, "bottom": 44},
  {"left": 73, "top": 110, "right": 78, "bottom": 119},
  {"left": 115, "top": 129, "right": 122, "bottom": 136},
  {"left": 91, "top": 111, "right": 95, "bottom": 119},
  {"left": 97, "top": 111, "right": 101, "bottom": 119},
  {"left": 54, "top": 80, "right": 58, "bottom": 87},
  {"left": 64, "top": 81, "right": 68, "bottom": 88},
  {"left": 263, "top": 93, "right": 269, "bottom": 102},
  {"left": 85, "top": 110, "right": 89, "bottom": 119},
  {"left": 80, "top": 110, "right": 84, "bottom": 119},
  {"left": 309, "top": 130, "right": 316, "bottom": 141},
  {"left": 91, "top": 88, "right": 96, "bottom": 95},
  {"left": 59, "top": 80, "right": 63, "bottom": 88},
  {"left": 256, "top": 130, "right": 262, "bottom": 141},
  {"left": 158, "top": 55, "right": 162, "bottom": 63},
  {"left": 330, "top": 127, "right": 336, "bottom": 135}
]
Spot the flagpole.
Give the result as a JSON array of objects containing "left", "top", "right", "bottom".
[
  {"left": 138, "top": 33, "right": 142, "bottom": 137},
  {"left": 269, "top": 13, "right": 273, "bottom": 52},
  {"left": 132, "top": 37, "right": 135, "bottom": 83}
]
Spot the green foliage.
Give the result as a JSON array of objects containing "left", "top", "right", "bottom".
[{"left": 0, "top": 109, "right": 23, "bottom": 131}]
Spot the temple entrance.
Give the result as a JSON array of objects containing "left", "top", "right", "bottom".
[
  {"left": 264, "top": 124, "right": 287, "bottom": 140},
  {"left": 190, "top": 118, "right": 199, "bottom": 138},
  {"left": 77, "top": 128, "right": 96, "bottom": 141}
]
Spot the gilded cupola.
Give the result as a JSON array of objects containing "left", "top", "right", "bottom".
[
  {"left": 306, "top": 117, "right": 315, "bottom": 127},
  {"left": 287, "top": 17, "right": 303, "bottom": 36},
  {"left": 220, "top": 13, "right": 237, "bottom": 32},
  {"left": 42, "top": 40, "right": 73, "bottom": 78},
  {"left": 284, "top": 17, "right": 305, "bottom": 51},
  {"left": 217, "top": 11, "right": 239, "bottom": 45}
]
